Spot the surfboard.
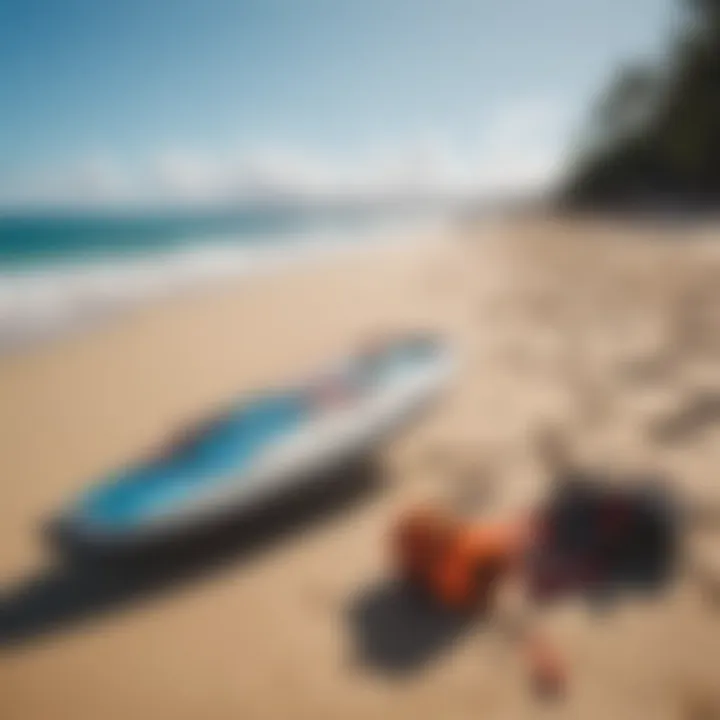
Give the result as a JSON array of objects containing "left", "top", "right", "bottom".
[{"left": 56, "top": 334, "right": 453, "bottom": 548}]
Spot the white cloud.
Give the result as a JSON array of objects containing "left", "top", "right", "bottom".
[
  {"left": 152, "top": 150, "right": 228, "bottom": 200},
  {"left": 0, "top": 97, "right": 571, "bottom": 209},
  {"left": 472, "top": 97, "right": 572, "bottom": 196}
]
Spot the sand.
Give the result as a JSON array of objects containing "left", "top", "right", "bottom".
[{"left": 3, "top": 217, "right": 720, "bottom": 719}]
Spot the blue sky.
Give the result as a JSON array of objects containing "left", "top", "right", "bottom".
[{"left": 0, "top": 0, "right": 675, "bottom": 207}]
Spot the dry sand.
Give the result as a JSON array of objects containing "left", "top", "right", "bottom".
[{"left": 2, "top": 216, "right": 720, "bottom": 719}]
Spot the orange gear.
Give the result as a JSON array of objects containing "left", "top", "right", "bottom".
[
  {"left": 392, "top": 505, "right": 568, "bottom": 695},
  {"left": 393, "top": 506, "right": 529, "bottom": 611}
]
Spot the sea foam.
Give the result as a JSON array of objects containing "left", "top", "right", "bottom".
[{"left": 0, "top": 218, "right": 443, "bottom": 354}]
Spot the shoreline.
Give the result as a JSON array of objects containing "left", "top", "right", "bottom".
[{"left": 0, "top": 217, "right": 448, "bottom": 356}]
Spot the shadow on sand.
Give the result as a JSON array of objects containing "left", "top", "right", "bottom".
[
  {"left": 650, "top": 390, "right": 720, "bottom": 444},
  {"left": 348, "top": 580, "right": 478, "bottom": 675},
  {"left": 1, "top": 456, "right": 381, "bottom": 649},
  {"left": 346, "top": 556, "right": 673, "bottom": 680}
]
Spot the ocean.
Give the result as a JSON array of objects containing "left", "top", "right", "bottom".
[{"left": 0, "top": 206, "right": 441, "bottom": 353}]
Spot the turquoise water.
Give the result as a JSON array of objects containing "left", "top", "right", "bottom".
[
  {"left": 0, "top": 206, "right": 426, "bottom": 352},
  {"left": 0, "top": 207, "right": 382, "bottom": 268}
]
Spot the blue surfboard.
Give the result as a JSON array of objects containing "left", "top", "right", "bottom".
[{"left": 57, "top": 335, "right": 453, "bottom": 548}]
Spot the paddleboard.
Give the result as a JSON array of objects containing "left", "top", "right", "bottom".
[{"left": 55, "top": 334, "right": 453, "bottom": 549}]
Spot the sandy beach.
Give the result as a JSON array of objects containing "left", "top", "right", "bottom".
[{"left": 3, "top": 217, "right": 720, "bottom": 720}]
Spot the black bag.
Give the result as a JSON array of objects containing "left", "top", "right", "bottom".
[{"left": 540, "top": 474, "right": 680, "bottom": 592}]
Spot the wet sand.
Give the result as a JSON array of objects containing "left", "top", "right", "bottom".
[{"left": 3, "top": 217, "right": 720, "bottom": 719}]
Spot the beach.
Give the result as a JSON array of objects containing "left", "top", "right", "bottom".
[{"left": 3, "top": 216, "right": 720, "bottom": 719}]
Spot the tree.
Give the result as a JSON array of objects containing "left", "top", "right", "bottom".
[{"left": 563, "top": 0, "right": 720, "bottom": 206}]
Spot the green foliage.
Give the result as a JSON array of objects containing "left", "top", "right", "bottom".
[{"left": 564, "top": 0, "right": 720, "bottom": 206}]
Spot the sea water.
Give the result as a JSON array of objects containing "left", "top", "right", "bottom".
[{"left": 0, "top": 206, "right": 443, "bottom": 353}]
